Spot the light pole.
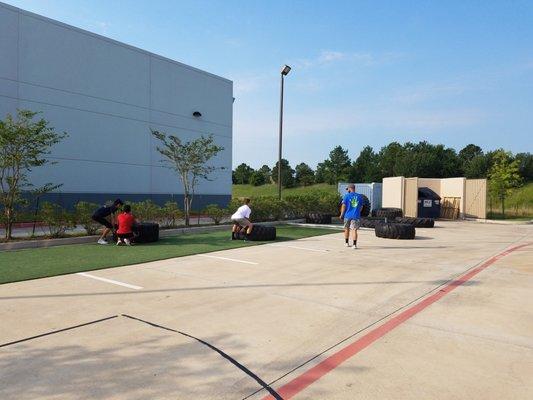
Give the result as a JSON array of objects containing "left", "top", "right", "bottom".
[{"left": 278, "top": 64, "right": 291, "bottom": 200}]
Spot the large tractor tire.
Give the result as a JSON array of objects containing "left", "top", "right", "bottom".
[
  {"left": 375, "top": 222, "right": 415, "bottom": 239},
  {"left": 360, "top": 194, "right": 371, "bottom": 217},
  {"left": 394, "top": 217, "right": 435, "bottom": 228},
  {"left": 237, "top": 225, "right": 276, "bottom": 241},
  {"left": 134, "top": 222, "right": 160, "bottom": 243},
  {"left": 371, "top": 207, "right": 403, "bottom": 219},
  {"left": 305, "top": 213, "right": 333, "bottom": 224},
  {"left": 360, "top": 217, "right": 386, "bottom": 228}
]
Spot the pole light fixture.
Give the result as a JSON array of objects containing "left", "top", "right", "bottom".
[{"left": 278, "top": 65, "right": 291, "bottom": 200}]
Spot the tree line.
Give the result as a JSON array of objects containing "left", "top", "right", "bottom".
[{"left": 233, "top": 142, "right": 533, "bottom": 188}]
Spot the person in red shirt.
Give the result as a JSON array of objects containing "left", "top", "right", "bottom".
[{"left": 116, "top": 204, "right": 137, "bottom": 246}]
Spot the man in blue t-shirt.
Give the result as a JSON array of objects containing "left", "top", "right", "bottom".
[{"left": 339, "top": 183, "right": 363, "bottom": 249}]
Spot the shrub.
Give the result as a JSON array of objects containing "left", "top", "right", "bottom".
[
  {"left": 39, "top": 202, "right": 76, "bottom": 238},
  {"left": 160, "top": 201, "right": 183, "bottom": 228},
  {"left": 130, "top": 200, "right": 161, "bottom": 222},
  {"left": 317, "top": 192, "right": 342, "bottom": 214},
  {"left": 75, "top": 201, "right": 100, "bottom": 235},
  {"left": 228, "top": 193, "right": 343, "bottom": 223},
  {"left": 203, "top": 204, "right": 227, "bottom": 225},
  {"left": 284, "top": 194, "right": 314, "bottom": 218},
  {"left": 249, "top": 171, "right": 266, "bottom": 186}
]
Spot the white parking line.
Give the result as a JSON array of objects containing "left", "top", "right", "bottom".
[
  {"left": 76, "top": 272, "right": 143, "bottom": 290},
  {"left": 269, "top": 244, "right": 329, "bottom": 253},
  {"left": 197, "top": 254, "right": 258, "bottom": 265}
]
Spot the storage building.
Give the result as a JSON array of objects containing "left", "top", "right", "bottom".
[{"left": 0, "top": 2, "right": 233, "bottom": 209}]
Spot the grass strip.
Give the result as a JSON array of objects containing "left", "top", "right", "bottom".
[{"left": 0, "top": 226, "right": 335, "bottom": 284}]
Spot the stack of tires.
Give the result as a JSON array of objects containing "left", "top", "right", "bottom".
[
  {"left": 360, "top": 217, "right": 385, "bottom": 228},
  {"left": 371, "top": 207, "right": 403, "bottom": 219},
  {"left": 395, "top": 217, "right": 435, "bottom": 228},
  {"left": 360, "top": 194, "right": 371, "bottom": 217},
  {"left": 305, "top": 213, "right": 332, "bottom": 224},
  {"left": 236, "top": 225, "right": 276, "bottom": 241},
  {"left": 134, "top": 222, "right": 160, "bottom": 243}
]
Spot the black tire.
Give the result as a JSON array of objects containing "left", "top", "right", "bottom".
[
  {"left": 305, "top": 213, "right": 332, "bottom": 224},
  {"left": 394, "top": 217, "right": 435, "bottom": 228},
  {"left": 371, "top": 207, "right": 404, "bottom": 219},
  {"left": 237, "top": 225, "right": 276, "bottom": 241},
  {"left": 360, "top": 217, "right": 385, "bottom": 228},
  {"left": 134, "top": 222, "right": 160, "bottom": 243},
  {"left": 375, "top": 222, "right": 415, "bottom": 239},
  {"left": 360, "top": 194, "right": 370, "bottom": 218}
]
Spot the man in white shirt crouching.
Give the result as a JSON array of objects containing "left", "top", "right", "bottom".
[{"left": 231, "top": 198, "right": 253, "bottom": 240}]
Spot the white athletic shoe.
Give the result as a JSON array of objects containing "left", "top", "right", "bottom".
[
  {"left": 345, "top": 242, "right": 351, "bottom": 247},
  {"left": 124, "top": 238, "right": 131, "bottom": 246},
  {"left": 116, "top": 239, "right": 123, "bottom": 246},
  {"left": 353, "top": 245, "right": 357, "bottom": 250},
  {"left": 97, "top": 239, "right": 108, "bottom": 245}
]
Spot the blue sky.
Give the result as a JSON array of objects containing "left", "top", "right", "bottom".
[{"left": 5, "top": 0, "right": 533, "bottom": 168}]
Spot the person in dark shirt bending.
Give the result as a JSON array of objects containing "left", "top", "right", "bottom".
[{"left": 91, "top": 198, "right": 123, "bottom": 245}]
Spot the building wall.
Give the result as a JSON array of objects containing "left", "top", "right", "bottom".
[
  {"left": 0, "top": 2, "right": 233, "bottom": 209},
  {"left": 382, "top": 177, "right": 404, "bottom": 209}
]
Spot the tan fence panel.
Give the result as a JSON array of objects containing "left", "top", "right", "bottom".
[
  {"left": 382, "top": 177, "right": 404, "bottom": 209},
  {"left": 465, "top": 179, "right": 487, "bottom": 219},
  {"left": 404, "top": 177, "right": 418, "bottom": 217}
]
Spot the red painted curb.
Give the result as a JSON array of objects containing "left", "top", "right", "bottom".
[{"left": 262, "top": 242, "right": 532, "bottom": 400}]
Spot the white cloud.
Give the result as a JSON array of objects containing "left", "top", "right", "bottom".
[
  {"left": 318, "top": 50, "right": 347, "bottom": 63},
  {"left": 294, "top": 50, "right": 403, "bottom": 69}
]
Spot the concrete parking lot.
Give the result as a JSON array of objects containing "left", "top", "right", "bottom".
[{"left": 1, "top": 221, "right": 532, "bottom": 399}]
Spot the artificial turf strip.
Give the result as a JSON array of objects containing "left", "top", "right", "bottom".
[{"left": 0, "top": 226, "right": 335, "bottom": 284}]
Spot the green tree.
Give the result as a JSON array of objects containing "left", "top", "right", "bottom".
[
  {"left": 233, "top": 163, "right": 254, "bottom": 184},
  {"left": 151, "top": 130, "right": 224, "bottom": 226},
  {"left": 377, "top": 142, "right": 404, "bottom": 178},
  {"left": 249, "top": 170, "right": 266, "bottom": 186},
  {"left": 459, "top": 144, "right": 484, "bottom": 177},
  {"left": 319, "top": 145, "right": 351, "bottom": 184},
  {"left": 295, "top": 162, "right": 315, "bottom": 186},
  {"left": 0, "top": 110, "right": 67, "bottom": 239},
  {"left": 271, "top": 158, "right": 295, "bottom": 188},
  {"left": 464, "top": 154, "right": 490, "bottom": 178},
  {"left": 258, "top": 164, "right": 272, "bottom": 183},
  {"left": 314, "top": 162, "right": 327, "bottom": 183},
  {"left": 488, "top": 150, "right": 522, "bottom": 217},
  {"left": 515, "top": 152, "right": 533, "bottom": 182},
  {"left": 350, "top": 146, "right": 380, "bottom": 182},
  {"left": 394, "top": 142, "right": 460, "bottom": 178},
  {"left": 459, "top": 144, "right": 483, "bottom": 164}
]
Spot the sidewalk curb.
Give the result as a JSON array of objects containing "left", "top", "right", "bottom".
[
  {"left": 0, "top": 220, "right": 306, "bottom": 251},
  {"left": 465, "top": 218, "right": 532, "bottom": 225}
]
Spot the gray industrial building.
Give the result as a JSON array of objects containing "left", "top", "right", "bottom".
[{"left": 0, "top": 2, "right": 233, "bottom": 208}]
